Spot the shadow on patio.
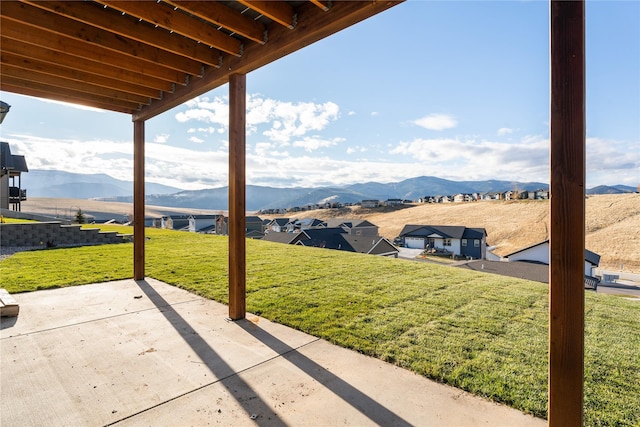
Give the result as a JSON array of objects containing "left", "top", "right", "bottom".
[{"left": 1, "top": 278, "right": 544, "bottom": 426}]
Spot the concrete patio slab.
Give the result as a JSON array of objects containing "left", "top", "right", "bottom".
[{"left": 1, "top": 278, "right": 545, "bottom": 426}]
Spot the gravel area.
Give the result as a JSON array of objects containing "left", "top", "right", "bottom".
[{"left": 0, "top": 246, "right": 43, "bottom": 261}]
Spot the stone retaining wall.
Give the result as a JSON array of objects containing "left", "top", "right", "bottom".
[{"left": 0, "top": 222, "right": 129, "bottom": 248}]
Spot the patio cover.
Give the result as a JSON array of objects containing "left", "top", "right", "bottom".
[{"left": 0, "top": 1, "right": 587, "bottom": 425}]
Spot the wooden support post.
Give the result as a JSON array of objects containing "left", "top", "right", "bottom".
[
  {"left": 549, "top": 1, "right": 585, "bottom": 425},
  {"left": 133, "top": 120, "right": 145, "bottom": 281},
  {"left": 228, "top": 73, "right": 246, "bottom": 320}
]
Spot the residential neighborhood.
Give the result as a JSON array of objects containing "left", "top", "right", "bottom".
[{"left": 257, "top": 189, "right": 550, "bottom": 216}]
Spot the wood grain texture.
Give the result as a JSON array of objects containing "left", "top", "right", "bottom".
[
  {"left": 228, "top": 74, "right": 246, "bottom": 320},
  {"left": 549, "top": 1, "right": 586, "bottom": 425},
  {"left": 134, "top": 120, "right": 145, "bottom": 281}
]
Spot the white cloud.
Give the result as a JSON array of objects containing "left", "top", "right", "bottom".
[
  {"left": 347, "top": 146, "right": 368, "bottom": 154},
  {"left": 585, "top": 137, "right": 640, "bottom": 187},
  {"left": 292, "top": 136, "right": 344, "bottom": 152},
  {"left": 497, "top": 127, "right": 513, "bottom": 136},
  {"left": 390, "top": 135, "right": 550, "bottom": 183},
  {"left": 175, "top": 96, "right": 229, "bottom": 126},
  {"left": 414, "top": 114, "right": 458, "bottom": 131},
  {"left": 189, "top": 136, "right": 204, "bottom": 144},
  {"left": 176, "top": 94, "right": 340, "bottom": 146},
  {"left": 371, "top": 112, "right": 379, "bottom": 116},
  {"left": 154, "top": 134, "right": 170, "bottom": 143},
  {"left": 348, "top": 111, "right": 356, "bottom": 116}
]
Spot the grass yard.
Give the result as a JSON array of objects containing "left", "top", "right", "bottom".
[{"left": 1, "top": 226, "right": 639, "bottom": 426}]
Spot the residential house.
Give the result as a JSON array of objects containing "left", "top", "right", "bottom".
[
  {"left": 481, "top": 192, "right": 502, "bottom": 201},
  {"left": 325, "top": 219, "right": 379, "bottom": 236},
  {"left": 246, "top": 216, "right": 263, "bottom": 234},
  {"left": 505, "top": 240, "right": 601, "bottom": 278},
  {"left": 290, "top": 228, "right": 398, "bottom": 257},
  {"left": 266, "top": 218, "right": 291, "bottom": 233},
  {"left": 384, "top": 198, "right": 404, "bottom": 206},
  {"left": 503, "top": 190, "right": 516, "bottom": 201},
  {"left": 461, "top": 240, "right": 601, "bottom": 290},
  {"left": 188, "top": 214, "right": 218, "bottom": 233},
  {"left": 535, "top": 189, "right": 549, "bottom": 200},
  {"left": 291, "top": 218, "right": 326, "bottom": 231},
  {"left": 361, "top": 199, "right": 380, "bottom": 208},
  {"left": 397, "top": 224, "right": 488, "bottom": 260},
  {"left": 262, "top": 231, "right": 298, "bottom": 244},
  {"left": 0, "top": 142, "right": 28, "bottom": 211},
  {"left": 161, "top": 215, "right": 190, "bottom": 231}
]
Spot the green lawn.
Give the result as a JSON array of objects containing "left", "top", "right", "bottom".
[{"left": 1, "top": 226, "right": 639, "bottom": 426}]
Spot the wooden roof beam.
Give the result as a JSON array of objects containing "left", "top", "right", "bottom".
[
  {"left": 165, "top": 0, "right": 267, "bottom": 44},
  {"left": 3, "top": 2, "right": 203, "bottom": 75},
  {"left": 0, "top": 64, "right": 152, "bottom": 105},
  {"left": 238, "top": 1, "right": 296, "bottom": 29},
  {"left": 1, "top": 52, "right": 162, "bottom": 100},
  {"left": 97, "top": 0, "right": 243, "bottom": 57},
  {"left": 1, "top": 37, "right": 174, "bottom": 93},
  {"left": 0, "top": 16, "right": 189, "bottom": 84},
  {"left": 0, "top": 78, "right": 141, "bottom": 113},
  {"left": 24, "top": 1, "right": 223, "bottom": 69}
]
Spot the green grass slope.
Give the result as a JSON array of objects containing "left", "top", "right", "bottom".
[{"left": 1, "top": 226, "right": 639, "bottom": 425}]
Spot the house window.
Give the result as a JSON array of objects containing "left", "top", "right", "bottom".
[
  {"left": 462, "top": 239, "right": 467, "bottom": 247},
  {"left": 444, "top": 239, "right": 451, "bottom": 246},
  {"left": 474, "top": 239, "right": 480, "bottom": 247}
]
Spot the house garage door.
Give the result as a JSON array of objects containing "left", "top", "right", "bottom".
[{"left": 405, "top": 237, "right": 425, "bottom": 249}]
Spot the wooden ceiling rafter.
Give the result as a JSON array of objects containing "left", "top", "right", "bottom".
[
  {"left": 164, "top": 0, "right": 267, "bottom": 45},
  {"left": 0, "top": 78, "right": 142, "bottom": 113},
  {"left": 0, "top": 37, "right": 173, "bottom": 94},
  {"left": 0, "top": 52, "right": 162, "bottom": 100},
  {"left": 237, "top": 0, "right": 296, "bottom": 29},
  {"left": 0, "top": 0, "right": 401, "bottom": 117},
  {"left": 0, "top": 16, "right": 189, "bottom": 84},
  {"left": 2, "top": 2, "right": 204, "bottom": 76},
  {"left": 95, "top": 0, "right": 243, "bottom": 57},
  {"left": 24, "top": 0, "right": 224, "bottom": 69},
  {"left": 0, "top": 64, "right": 153, "bottom": 107}
]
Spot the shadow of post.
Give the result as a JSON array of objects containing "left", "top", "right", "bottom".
[
  {"left": 124, "top": 279, "right": 287, "bottom": 427},
  {"left": 236, "top": 319, "right": 412, "bottom": 426}
]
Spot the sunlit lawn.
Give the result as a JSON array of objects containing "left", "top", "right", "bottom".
[{"left": 1, "top": 226, "right": 639, "bottom": 426}]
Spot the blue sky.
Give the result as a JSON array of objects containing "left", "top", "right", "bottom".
[{"left": 1, "top": 0, "right": 638, "bottom": 191}]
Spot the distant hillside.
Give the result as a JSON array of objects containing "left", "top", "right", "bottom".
[
  {"left": 19, "top": 169, "right": 634, "bottom": 210},
  {"left": 586, "top": 185, "right": 637, "bottom": 195},
  {"left": 22, "top": 170, "right": 183, "bottom": 199},
  {"left": 106, "top": 176, "right": 550, "bottom": 211}
]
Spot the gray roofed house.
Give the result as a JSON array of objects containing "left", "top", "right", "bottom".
[
  {"left": 295, "top": 228, "right": 398, "bottom": 257},
  {"left": 266, "top": 218, "right": 291, "bottom": 233},
  {"left": 266, "top": 227, "right": 398, "bottom": 257},
  {"left": 398, "top": 225, "right": 488, "bottom": 260},
  {"left": 262, "top": 231, "right": 298, "bottom": 244},
  {"left": 325, "top": 218, "right": 379, "bottom": 236},
  {"left": 291, "top": 217, "right": 326, "bottom": 231}
]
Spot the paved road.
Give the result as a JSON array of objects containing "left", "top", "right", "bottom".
[{"left": 597, "top": 281, "right": 640, "bottom": 298}]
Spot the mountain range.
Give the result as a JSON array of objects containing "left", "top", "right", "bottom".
[
  {"left": 21, "top": 170, "right": 636, "bottom": 211},
  {"left": 21, "top": 170, "right": 182, "bottom": 199}
]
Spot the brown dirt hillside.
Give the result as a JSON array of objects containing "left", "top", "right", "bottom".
[{"left": 286, "top": 193, "right": 640, "bottom": 273}]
